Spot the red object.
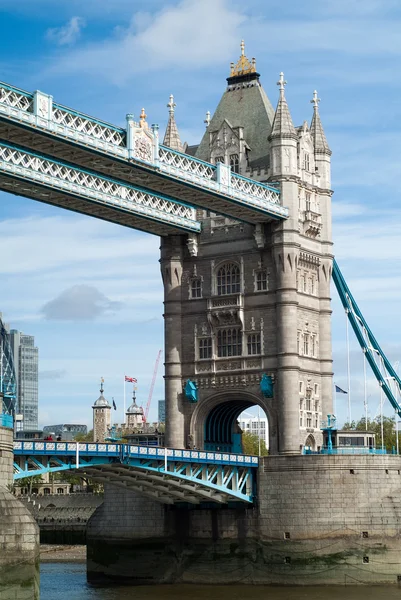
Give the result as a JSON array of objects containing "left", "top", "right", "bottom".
[
  {"left": 125, "top": 376, "right": 137, "bottom": 383},
  {"left": 143, "top": 350, "right": 162, "bottom": 423}
]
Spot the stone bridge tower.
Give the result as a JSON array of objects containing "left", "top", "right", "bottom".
[{"left": 161, "top": 43, "right": 333, "bottom": 455}]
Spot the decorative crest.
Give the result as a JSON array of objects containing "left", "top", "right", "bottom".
[
  {"left": 139, "top": 107, "right": 148, "bottom": 129},
  {"left": 229, "top": 40, "right": 257, "bottom": 77},
  {"left": 167, "top": 94, "right": 176, "bottom": 114},
  {"left": 277, "top": 72, "right": 287, "bottom": 97},
  {"left": 311, "top": 90, "right": 321, "bottom": 110},
  {"left": 204, "top": 110, "right": 211, "bottom": 128}
]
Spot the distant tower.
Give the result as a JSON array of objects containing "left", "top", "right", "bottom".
[
  {"left": 126, "top": 389, "right": 144, "bottom": 430},
  {"left": 92, "top": 378, "right": 111, "bottom": 442}
]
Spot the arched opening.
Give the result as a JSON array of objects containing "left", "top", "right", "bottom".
[
  {"left": 304, "top": 434, "right": 316, "bottom": 453},
  {"left": 193, "top": 391, "right": 273, "bottom": 455}
]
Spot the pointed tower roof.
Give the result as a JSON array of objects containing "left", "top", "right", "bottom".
[
  {"left": 310, "top": 90, "right": 331, "bottom": 155},
  {"left": 270, "top": 72, "right": 296, "bottom": 140},
  {"left": 195, "top": 41, "right": 275, "bottom": 165},
  {"left": 163, "top": 94, "right": 184, "bottom": 153},
  {"left": 92, "top": 378, "right": 110, "bottom": 409}
]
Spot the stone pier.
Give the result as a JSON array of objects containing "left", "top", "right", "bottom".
[
  {"left": 0, "top": 422, "right": 39, "bottom": 597},
  {"left": 87, "top": 454, "right": 401, "bottom": 585}
]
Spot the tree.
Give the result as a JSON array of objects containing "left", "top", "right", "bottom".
[
  {"left": 242, "top": 432, "right": 268, "bottom": 456},
  {"left": 342, "top": 415, "right": 399, "bottom": 452},
  {"left": 74, "top": 429, "right": 94, "bottom": 442},
  {"left": 14, "top": 474, "right": 43, "bottom": 495}
]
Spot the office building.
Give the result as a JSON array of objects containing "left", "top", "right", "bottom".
[
  {"left": 158, "top": 399, "right": 165, "bottom": 423},
  {"left": 239, "top": 416, "right": 269, "bottom": 449},
  {"left": 10, "top": 330, "right": 39, "bottom": 430}
]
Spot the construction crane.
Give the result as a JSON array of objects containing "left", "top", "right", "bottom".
[{"left": 143, "top": 349, "right": 162, "bottom": 423}]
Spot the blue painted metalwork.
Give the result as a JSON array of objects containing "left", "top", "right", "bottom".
[
  {"left": 333, "top": 260, "right": 401, "bottom": 417},
  {"left": 0, "top": 414, "right": 13, "bottom": 428},
  {"left": 13, "top": 441, "right": 258, "bottom": 503},
  {"left": 184, "top": 380, "right": 198, "bottom": 403},
  {"left": 0, "top": 80, "right": 288, "bottom": 223},
  {"left": 260, "top": 374, "right": 274, "bottom": 398},
  {"left": 204, "top": 400, "right": 252, "bottom": 453},
  {"left": 320, "top": 414, "right": 337, "bottom": 453}
]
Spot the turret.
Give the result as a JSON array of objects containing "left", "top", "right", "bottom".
[
  {"left": 310, "top": 90, "right": 331, "bottom": 189},
  {"left": 269, "top": 72, "right": 298, "bottom": 179},
  {"left": 92, "top": 378, "right": 111, "bottom": 443},
  {"left": 163, "top": 94, "right": 184, "bottom": 152},
  {"left": 126, "top": 388, "right": 144, "bottom": 430}
]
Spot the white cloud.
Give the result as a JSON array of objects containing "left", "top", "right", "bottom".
[
  {"left": 41, "top": 285, "right": 122, "bottom": 321},
  {"left": 46, "top": 16, "right": 85, "bottom": 46}
]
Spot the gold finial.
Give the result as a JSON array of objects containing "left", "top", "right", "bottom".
[
  {"left": 229, "top": 40, "right": 257, "bottom": 78},
  {"left": 139, "top": 107, "right": 148, "bottom": 129}
]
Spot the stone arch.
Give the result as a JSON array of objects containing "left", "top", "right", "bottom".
[
  {"left": 304, "top": 434, "right": 317, "bottom": 453},
  {"left": 190, "top": 389, "right": 276, "bottom": 453}
]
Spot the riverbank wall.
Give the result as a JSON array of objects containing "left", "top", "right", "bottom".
[{"left": 86, "top": 454, "right": 401, "bottom": 585}]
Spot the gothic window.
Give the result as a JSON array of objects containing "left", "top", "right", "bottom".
[
  {"left": 304, "top": 334, "right": 309, "bottom": 356},
  {"left": 216, "top": 263, "right": 240, "bottom": 295},
  {"left": 199, "top": 338, "right": 212, "bottom": 360},
  {"left": 306, "top": 413, "right": 312, "bottom": 428},
  {"left": 255, "top": 270, "right": 268, "bottom": 292},
  {"left": 247, "top": 333, "right": 261, "bottom": 355},
  {"left": 303, "top": 153, "right": 310, "bottom": 172},
  {"left": 230, "top": 153, "right": 239, "bottom": 173},
  {"left": 314, "top": 400, "right": 319, "bottom": 412},
  {"left": 300, "top": 415, "right": 303, "bottom": 427},
  {"left": 305, "top": 191, "right": 311, "bottom": 210},
  {"left": 190, "top": 278, "right": 202, "bottom": 299},
  {"left": 299, "top": 381, "right": 303, "bottom": 394},
  {"left": 217, "top": 328, "right": 242, "bottom": 357},
  {"left": 214, "top": 156, "right": 224, "bottom": 164},
  {"left": 314, "top": 384, "right": 319, "bottom": 396},
  {"left": 311, "top": 276, "right": 315, "bottom": 295},
  {"left": 303, "top": 276, "right": 307, "bottom": 293},
  {"left": 306, "top": 398, "right": 311, "bottom": 411},
  {"left": 314, "top": 414, "right": 319, "bottom": 429},
  {"left": 311, "top": 336, "right": 316, "bottom": 357},
  {"left": 297, "top": 332, "right": 301, "bottom": 354},
  {"left": 300, "top": 398, "right": 304, "bottom": 410}
]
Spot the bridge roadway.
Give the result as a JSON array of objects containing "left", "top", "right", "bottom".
[
  {"left": 0, "top": 80, "right": 288, "bottom": 227},
  {"left": 13, "top": 440, "right": 258, "bottom": 505}
]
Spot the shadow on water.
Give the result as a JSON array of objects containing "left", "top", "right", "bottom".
[
  {"left": 0, "top": 562, "right": 39, "bottom": 600},
  {"left": 38, "top": 563, "right": 401, "bottom": 600}
]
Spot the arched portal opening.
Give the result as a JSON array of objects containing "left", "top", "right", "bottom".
[
  {"left": 192, "top": 391, "right": 273, "bottom": 455},
  {"left": 304, "top": 434, "right": 316, "bottom": 453}
]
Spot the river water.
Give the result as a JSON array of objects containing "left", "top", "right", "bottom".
[{"left": 38, "top": 563, "right": 401, "bottom": 600}]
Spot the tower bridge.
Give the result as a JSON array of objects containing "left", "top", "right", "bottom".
[{"left": 2, "top": 42, "right": 401, "bottom": 585}]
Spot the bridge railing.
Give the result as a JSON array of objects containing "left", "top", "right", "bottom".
[
  {"left": 0, "top": 80, "right": 286, "bottom": 218},
  {"left": 13, "top": 440, "right": 259, "bottom": 467}
]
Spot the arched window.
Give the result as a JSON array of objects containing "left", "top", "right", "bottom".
[
  {"left": 247, "top": 333, "right": 261, "bottom": 355},
  {"left": 214, "top": 156, "right": 224, "bottom": 164},
  {"left": 43, "top": 488, "right": 51, "bottom": 495},
  {"left": 230, "top": 153, "right": 239, "bottom": 173},
  {"left": 216, "top": 263, "right": 240, "bottom": 296},
  {"left": 190, "top": 278, "right": 202, "bottom": 299},
  {"left": 217, "top": 328, "right": 242, "bottom": 357},
  {"left": 57, "top": 488, "right": 64, "bottom": 494}
]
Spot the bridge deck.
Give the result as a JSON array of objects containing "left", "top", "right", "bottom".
[{"left": 0, "top": 81, "right": 288, "bottom": 224}]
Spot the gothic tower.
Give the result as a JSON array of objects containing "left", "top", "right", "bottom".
[
  {"left": 125, "top": 389, "right": 144, "bottom": 430},
  {"left": 92, "top": 379, "right": 111, "bottom": 443},
  {"left": 161, "top": 42, "right": 333, "bottom": 454}
]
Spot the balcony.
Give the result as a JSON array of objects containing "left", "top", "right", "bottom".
[
  {"left": 303, "top": 210, "right": 322, "bottom": 237},
  {"left": 207, "top": 294, "right": 244, "bottom": 328}
]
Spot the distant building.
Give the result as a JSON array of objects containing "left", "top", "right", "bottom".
[
  {"left": 239, "top": 416, "right": 269, "bottom": 449},
  {"left": 0, "top": 313, "right": 17, "bottom": 415},
  {"left": 42, "top": 424, "right": 87, "bottom": 441},
  {"left": 9, "top": 330, "right": 39, "bottom": 430},
  {"left": 92, "top": 379, "right": 111, "bottom": 443},
  {"left": 126, "top": 389, "right": 144, "bottom": 430},
  {"left": 158, "top": 400, "right": 165, "bottom": 423}
]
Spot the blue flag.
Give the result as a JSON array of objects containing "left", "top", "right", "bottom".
[
  {"left": 335, "top": 385, "right": 347, "bottom": 394},
  {"left": 112, "top": 398, "right": 117, "bottom": 410}
]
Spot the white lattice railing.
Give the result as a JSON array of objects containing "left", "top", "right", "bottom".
[
  {"left": 159, "top": 145, "right": 216, "bottom": 180},
  {"left": 0, "top": 82, "right": 33, "bottom": 112},
  {"left": 230, "top": 172, "right": 280, "bottom": 205},
  {"left": 52, "top": 104, "right": 126, "bottom": 147},
  {"left": 0, "top": 143, "right": 200, "bottom": 231}
]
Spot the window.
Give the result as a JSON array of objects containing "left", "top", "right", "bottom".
[
  {"left": 247, "top": 333, "right": 261, "bottom": 355},
  {"left": 215, "top": 156, "right": 224, "bottom": 164},
  {"left": 299, "top": 382, "right": 303, "bottom": 394},
  {"left": 297, "top": 333, "right": 301, "bottom": 354},
  {"left": 190, "top": 278, "right": 202, "bottom": 299},
  {"left": 311, "top": 336, "right": 315, "bottom": 357},
  {"left": 304, "top": 334, "right": 309, "bottom": 356},
  {"left": 303, "top": 153, "right": 310, "bottom": 172},
  {"left": 57, "top": 488, "right": 64, "bottom": 495},
  {"left": 300, "top": 415, "right": 303, "bottom": 427},
  {"left": 216, "top": 263, "right": 240, "bottom": 295},
  {"left": 300, "top": 398, "right": 304, "bottom": 410},
  {"left": 255, "top": 270, "right": 268, "bottom": 291},
  {"left": 311, "top": 277, "right": 315, "bottom": 295},
  {"left": 305, "top": 191, "right": 311, "bottom": 210},
  {"left": 306, "top": 398, "right": 311, "bottom": 411},
  {"left": 199, "top": 338, "right": 212, "bottom": 360},
  {"left": 217, "top": 328, "right": 242, "bottom": 357},
  {"left": 314, "top": 415, "right": 318, "bottom": 428},
  {"left": 314, "top": 384, "right": 319, "bottom": 395},
  {"left": 306, "top": 413, "right": 312, "bottom": 428},
  {"left": 314, "top": 400, "right": 319, "bottom": 412},
  {"left": 230, "top": 153, "right": 239, "bottom": 173}
]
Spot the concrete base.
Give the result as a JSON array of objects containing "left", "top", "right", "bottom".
[{"left": 86, "top": 455, "right": 401, "bottom": 585}]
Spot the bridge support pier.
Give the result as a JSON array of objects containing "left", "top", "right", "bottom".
[
  {"left": 87, "top": 455, "right": 401, "bottom": 585},
  {"left": 0, "top": 423, "right": 39, "bottom": 596}
]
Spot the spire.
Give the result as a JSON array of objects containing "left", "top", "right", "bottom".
[
  {"left": 310, "top": 90, "right": 331, "bottom": 154},
  {"left": 270, "top": 72, "right": 296, "bottom": 139},
  {"left": 163, "top": 94, "right": 184, "bottom": 152}
]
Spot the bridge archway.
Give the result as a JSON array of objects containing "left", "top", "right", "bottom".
[{"left": 190, "top": 390, "right": 275, "bottom": 454}]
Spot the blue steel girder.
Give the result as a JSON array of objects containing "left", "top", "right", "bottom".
[
  {"left": 13, "top": 441, "right": 258, "bottom": 503},
  {"left": 0, "top": 80, "right": 288, "bottom": 224},
  {"left": 0, "top": 141, "right": 200, "bottom": 237},
  {"left": 333, "top": 259, "right": 401, "bottom": 416}
]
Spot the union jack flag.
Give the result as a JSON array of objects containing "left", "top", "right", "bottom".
[{"left": 125, "top": 376, "right": 137, "bottom": 383}]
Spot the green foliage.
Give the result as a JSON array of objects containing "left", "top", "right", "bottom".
[
  {"left": 242, "top": 431, "right": 268, "bottom": 456},
  {"left": 342, "top": 415, "right": 399, "bottom": 452},
  {"left": 74, "top": 429, "right": 94, "bottom": 442}
]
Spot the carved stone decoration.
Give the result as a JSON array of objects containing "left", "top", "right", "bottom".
[
  {"left": 133, "top": 133, "right": 153, "bottom": 162},
  {"left": 187, "top": 233, "right": 198, "bottom": 257},
  {"left": 254, "top": 223, "right": 265, "bottom": 249}
]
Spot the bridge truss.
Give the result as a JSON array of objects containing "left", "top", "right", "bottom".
[{"left": 13, "top": 441, "right": 258, "bottom": 505}]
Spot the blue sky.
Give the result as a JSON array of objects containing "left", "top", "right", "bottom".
[{"left": 0, "top": 0, "right": 400, "bottom": 429}]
